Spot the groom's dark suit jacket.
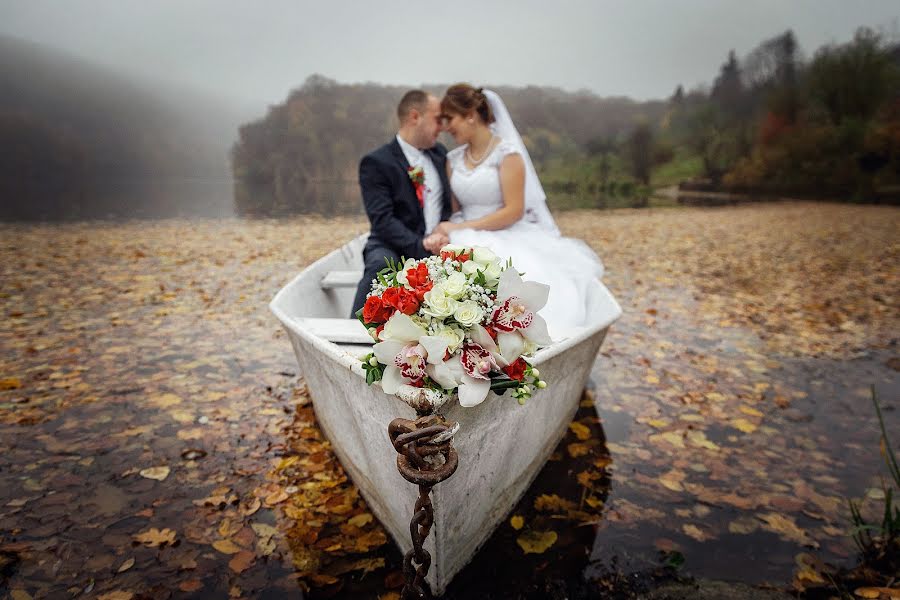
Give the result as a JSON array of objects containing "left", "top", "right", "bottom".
[
  {"left": 360, "top": 138, "right": 452, "bottom": 259},
  {"left": 352, "top": 138, "right": 452, "bottom": 315}
]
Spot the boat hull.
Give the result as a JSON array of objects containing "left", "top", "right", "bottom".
[{"left": 271, "top": 234, "right": 621, "bottom": 595}]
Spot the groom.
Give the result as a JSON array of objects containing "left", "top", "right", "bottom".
[{"left": 351, "top": 90, "right": 453, "bottom": 316}]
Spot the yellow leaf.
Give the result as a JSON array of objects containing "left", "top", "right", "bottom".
[
  {"left": 348, "top": 513, "right": 374, "bottom": 528},
  {"left": 567, "top": 442, "right": 589, "bottom": 458},
  {"left": 682, "top": 524, "right": 708, "bottom": 541},
  {"left": 98, "top": 593, "right": 134, "bottom": 600},
  {"left": 170, "top": 410, "right": 195, "bottom": 423},
  {"left": 116, "top": 557, "right": 135, "bottom": 573},
  {"left": 264, "top": 489, "right": 289, "bottom": 506},
  {"left": 739, "top": 405, "right": 765, "bottom": 417},
  {"left": 212, "top": 539, "right": 243, "bottom": 555},
  {"left": 534, "top": 494, "right": 576, "bottom": 513},
  {"left": 647, "top": 419, "right": 670, "bottom": 429},
  {"left": 705, "top": 392, "right": 726, "bottom": 402},
  {"left": 150, "top": 393, "right": 181, "bottom": 408},
  {"left": 728, "top": 516, "right": 760, "bottom": 534},
  {"left": 133, "top": 528, "right": 176, "bottom": 547},
  {"left": 730, "top": 418, "right": 758, "bottom": 434},
  {"left": 0, "top": 377, "right": 22, "bottom": 390},
  {"left": 510, "top": 515, "right": 524, "bottom": 530},
  {"left": 853, "top": 589, "right": 883, "bottom": 599},
  {"left": 516, "top": 530, "right": 558, "bottom": 554},
  {"left": 139, "top": 466, "right": 170, "bottom": 481},
  {"left": 760, "top": 513, "right": 818, "bottom": 548},
  {"left": 686, "top": 430, "right": 720, "bottom": 451},
  {"left": 10, "top": 591, "right": 33, "bottom": 600},
  {"left": 568, "top": 422, "right": 591, "bottom": 441},
  {"left": 649, "top": 431, "right": 685, "bottom": 449}
]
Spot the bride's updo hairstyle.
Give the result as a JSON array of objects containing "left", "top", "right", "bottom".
[{"left": 441, "top": 84, "right": 495, "bottom": 124}]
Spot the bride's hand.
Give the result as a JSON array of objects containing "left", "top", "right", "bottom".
[{"left": 435, "top": 221, "right": 458, "bottom": 236}]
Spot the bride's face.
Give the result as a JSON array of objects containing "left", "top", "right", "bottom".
[{"left": 443, "top": 111, "right": 476, "bottom": 145}]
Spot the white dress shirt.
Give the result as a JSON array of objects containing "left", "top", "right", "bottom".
[{"left": 396, "top": 135, "right": 443, "bottom": 234}]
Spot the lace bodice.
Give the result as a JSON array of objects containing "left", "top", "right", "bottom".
[{"left": 447, "top": 139, "right": 522, "bottom": 222}]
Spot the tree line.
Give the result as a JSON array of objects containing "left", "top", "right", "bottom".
[{"left": 234, "top": 26, "right": 900, "bottom": 208}]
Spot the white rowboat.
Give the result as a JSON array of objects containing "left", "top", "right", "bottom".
[{"left": 270, "top": 234, "right": 621, "bottom": 595}]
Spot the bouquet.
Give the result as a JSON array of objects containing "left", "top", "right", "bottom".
[{"left": 357, "top": 245, "right": 551, "bottom": 407}]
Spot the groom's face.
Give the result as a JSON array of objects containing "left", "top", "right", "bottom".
[{"left": 414, "top": 96, "right": 442, "bottom": 149}]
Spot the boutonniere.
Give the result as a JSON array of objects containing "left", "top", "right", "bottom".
[{"left": 407, "top": 166, "right": 425, "bottom": 208}]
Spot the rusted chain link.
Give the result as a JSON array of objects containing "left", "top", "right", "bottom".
[{"left": 388, "top": 415, "right": 459, "bottom": 600}]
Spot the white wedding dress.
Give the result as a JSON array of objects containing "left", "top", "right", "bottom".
[{"left": 447, "top": 139, "right": 606, "bottom": 336}]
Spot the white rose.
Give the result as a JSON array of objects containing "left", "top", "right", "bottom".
[
  {"left": 435, "top": 324, "right": 465, "bottom": 353},
  {"left": 482, "top": 261, "right": 503, "bottom": 285},
  {"left": 442, "top": 271, "right": 467, "bottom": 299},
  {"left": 422, "top": 285, "right": 458, "bottom": 318},
  {"left": 440, "top": 243, "right": 467, "bottom": 255},
  {"left": 472, "top": 246, "right": 499, "bottom": 266},
  {"left": 453, "top": 300, "right": 484, "bottom": 327},
  {"left": 461, "top": 260, "right": 481, "bottom": 277}
]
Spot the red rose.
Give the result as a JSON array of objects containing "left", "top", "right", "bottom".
[
  {"left": 502, "top": 357, "right": 529, "bottom": 381},
  {"left": 362, "top": 295, "right": 392, "bottom": 324}
]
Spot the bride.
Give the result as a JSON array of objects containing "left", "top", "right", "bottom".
[{"left": 434, "top": 84, "right": 606, "bottom": 334}]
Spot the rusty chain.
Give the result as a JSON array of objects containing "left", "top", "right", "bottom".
[{"left": 388, "top": 415, "right": 459, "bottom": 600}]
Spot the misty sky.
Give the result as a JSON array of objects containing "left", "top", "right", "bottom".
[{"left": 1, "top": 0, "right": 897, "bottom": 113}]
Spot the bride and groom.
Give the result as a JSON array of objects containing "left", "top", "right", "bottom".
[{"left": 351, "top": 84, "right": 604, "bottom": 334}]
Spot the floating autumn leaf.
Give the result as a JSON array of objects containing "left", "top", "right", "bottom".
[
  {"left": 728, "top": 516, "right": 760, "bottom": 535},
  {"left": 759, "top": 513, "right": 819, "bottom": 548},
  {"left": 139, "top": 466, "right": 170, "bottom": 481},
  {"left": 730, "top": 418, "right": 758, "bottom": 434},
  {"left": 212, "top": 539, "right": 242, "bottom": 555},
  {"left": 149, "top": 393, "right": 181, "bottom": 408},
  {"left": 240, "top": 497, "right": 262, "bottom": 516},
  {"left": 116, "top": 557, "right": 135, "bottom": 573},
  {"left": 264, "top": 489, "right": 289, "bottom": 506},
  {"left": 133, "top": 527, "right": 176, "bottom": 547},
  {"left": 852, "top": 588, "right": 900, "bottom": 599},
  {"left": 534, "top": 494, "right": 576, "bottom": 513},
  {"left": 682, "top": 523, "right": 709, "bottom": 542},
  {"left": 228, "top": 550, "right": 255, "bottom": 574},
  {"left": 516, "top": 530, "right": 558, "bottom": 554},
  {"left": 568, "top": 422, "right": 591, "bottom": 441},
  {"left": 0, "top": 377, "right": 22, "bottom": 390},
  {"left": 178, "top": 580, "right": 204, "bottom": 593},
  {"left": 97, "top": 592, "right": 133, "bottom": 600},
  {"left": 347, "top": 513, "right": 373, "bottom": 528},
  {"left": 509, "top": 515, "right": 524, "bottom": 530},
  {"left": 567, "top": 443, "right": 590, "bottom": 458},
  {"left": 739, "top": 405, "right": 765, "bottom": 417}
]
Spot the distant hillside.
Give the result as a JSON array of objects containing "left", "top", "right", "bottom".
[
  {"left": 231, "top": 75, "right": 667, "bottom": 211},
  {"left": 0, "top": 35, "right": 246, "bottom": 219}
]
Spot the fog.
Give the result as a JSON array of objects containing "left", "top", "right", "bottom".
[{"left": 1, "top": 0, "right": 897, "bottom": 112}]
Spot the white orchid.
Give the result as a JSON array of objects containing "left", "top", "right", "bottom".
[
  {"left": 373, "top": 313, "right": 450, "bottom": 394},
  {"left": 489, "top": 268, "right": 553, "bottom": 361}
]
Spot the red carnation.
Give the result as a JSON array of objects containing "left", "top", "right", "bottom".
[
  {"left": 382, "top": 286, "right": 420, "bottom": 315},
  {"left": 394, "top": 288, "right": 420, "bottom": 315},
  {"left": 362, "top": 295, "right": 392, "bottom": 324},
  {"left": 502, "top": 357, "right": 529, "bottom": 381}
]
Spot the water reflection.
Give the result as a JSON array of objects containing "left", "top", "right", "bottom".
[
  {"left": 0, "top": 178, "right": 235, "bottom": 221},
  {"left": 234, "top": 180, "right": 362, "bottom": 219}
]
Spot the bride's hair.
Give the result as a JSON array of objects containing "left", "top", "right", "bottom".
[{"left": 441, "top": 84, "right": 495, "bottom": 125}]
